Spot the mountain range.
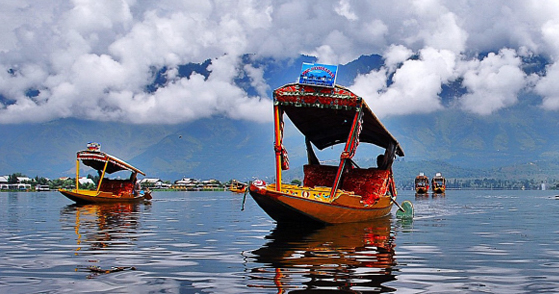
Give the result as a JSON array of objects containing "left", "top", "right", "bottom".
[{"left": 1, "top": 54, "right": 559, "bottom": 186}]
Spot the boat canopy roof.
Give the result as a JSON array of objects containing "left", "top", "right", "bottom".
[
  {"left": 77, "top": 150, "right": 145, "bottom": 175},
  {"left": 274, "top": 83, "right": 404, "bottom": 156}
]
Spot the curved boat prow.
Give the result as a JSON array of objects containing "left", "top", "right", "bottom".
[{"left": 144, "top": 188, "right": 153, "bottom": 200}]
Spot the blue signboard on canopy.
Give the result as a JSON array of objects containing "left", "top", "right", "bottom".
[{"left": 298, "top": 63, "right": 338, "bottom": 87}]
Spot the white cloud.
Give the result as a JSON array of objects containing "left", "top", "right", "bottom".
[
  {"left": 384, "top": 45, "right": 414, "bottom": 73},
  {"left": 536, "top": 18, "right": 559, "bottom": 110},
  {"left": 458, "top": 49, "right": 527, "bottom": 115},
  {"left": 2, "top": 0, "right": 559, "bottom": 124},
  {"left": 0, "top": 1, "right": 274, "bottom": 124},
  {"left": 243, "top": 64, "right": 270, "bottom": 98},
  {"left": 536, "top": 62, "right": 559, "bottom": 110},
  {"left": 335, "top": 0, "right": 358, "bottom": 21},
  {"left": 351, "top": 47, "right": 456, "bottom": 117},
  {"left": 408, "top": 1, "right": 468, "bottom": 53}
]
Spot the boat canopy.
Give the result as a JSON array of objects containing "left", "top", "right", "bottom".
[
  {"left": 274, "top": 83, "right": 404, "bottom": 156},
  {"left": 77, "top": 151, "right": 145, "bottom": 175}
]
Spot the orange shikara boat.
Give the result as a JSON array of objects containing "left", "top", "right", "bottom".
[
  {"left": 414, "top": 173, "right": 429, "bottom": 194},
  {"left": 249, "top": 63, "right": 405, "bottom": 224},
  {"left": 59, "top": 142, "right": 152, "bottom": 204},
  {"left": 431, "top": 172, "right": 446, "bottom": 194}
]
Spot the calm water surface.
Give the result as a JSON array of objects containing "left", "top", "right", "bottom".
[{"left": 1, "top": 190, "right": 559, "bottom": 293}]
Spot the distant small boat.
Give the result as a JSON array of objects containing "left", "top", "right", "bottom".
[
  {"left": 249, "top": 63, "right": 405, "bottom": 224},
  {"left": 59, "top": 142, "right": 152, "bottom": 204},
  {"left": 229, "top": 180, "right": 247, "bottom": 193},
  {"left": 431, "top": 172, "right": 446, "bottom": 194},
  {"left": 35, "top": 184, "right": 50, "bottom": 191},
  {"left": 415, "top": 173, "right": 429, "bottom": 194}
]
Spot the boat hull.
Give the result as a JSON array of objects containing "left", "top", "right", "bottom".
[
  {"left": 415, "top": 187, "right": 429, "bottom": 194},
  {"left": 59, "top": 189, "right": 151, "bottom": 204},
  {"left": 230, "top": 187, "right": 247, "bottom": 193},
  {"left": 249, "top": 184, "right": 393, "bottom": 224},
  {"left": 432, "top": 186, "right": 446, "bottom": 194}
]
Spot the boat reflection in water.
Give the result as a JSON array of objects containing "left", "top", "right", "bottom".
[
  {"left": 61, "top": 203, "right": 148, "bottom": 253},
  {"left": 248, "top": 217, "right": 396, "bottom": 293}
]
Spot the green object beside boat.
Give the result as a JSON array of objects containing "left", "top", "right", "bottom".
[{"left": 396, "top": 200, "right": 414, "bottom": 219}]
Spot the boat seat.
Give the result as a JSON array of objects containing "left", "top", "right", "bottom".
[
  {"left": 303, "top": 164, "right": 338, "bottom": 188},
  {"left": 303, "top": 164, "right": 390, "bottom": 204},
  {"left": 99, "top": 179, "right": 134, "bottom": 196},
  {"left": 343, "top": 168, "right": 390, "bottom": 204}
]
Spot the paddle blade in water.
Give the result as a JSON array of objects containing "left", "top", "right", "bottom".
[{"left": 396, "top": 200, "right": 414, "bottom": 219}]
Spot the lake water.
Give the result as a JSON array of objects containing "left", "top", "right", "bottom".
[{"left": 1, "top": 189, "right": 559, "bottom": 293}]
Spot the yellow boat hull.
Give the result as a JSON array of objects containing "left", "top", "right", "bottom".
[
  {"left": 230, "top": 186, "right": 247, "bottom": 193},
  {"left": 432, "top": 186, "right": 446, "bottom": 194},
  {"left": 59, "top": 189, "right": 151, "bottom": 204}
]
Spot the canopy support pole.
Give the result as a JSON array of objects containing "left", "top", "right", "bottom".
[
  {"left": 75, "top": 158, "right": 80, "bottom": 192},
  {"left": 330, "top": 102, "right": 363, "bottom": 197},
  {"left": 273, "top": 105, "right": 283, "bottom": 191},
  {"left": 96, "top": 159, "right": 110, "bottom": 194}
]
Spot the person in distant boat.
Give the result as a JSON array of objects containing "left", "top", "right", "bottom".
[
  {"left": 134, "top": 180, "right": 141, "bottom": 196},
  {"left": 130, "top": 173, "right": 141, "bottom": 196}
]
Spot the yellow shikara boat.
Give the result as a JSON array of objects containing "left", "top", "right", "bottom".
[
  {"left": 229, "top": 180, "right": 248, "bottom": 193},
  {"left": 431, "top": 172, "right": 446, "bottom": 194},
  {"left": 249, "top": 63, "right": 405, "bottom": 224},
  {"left": 59, "top": 143, "right": 152, "bottom": 204}
]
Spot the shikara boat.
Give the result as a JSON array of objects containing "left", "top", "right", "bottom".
[
  {"left": 229, "top": 180, "right": 247, "bottom": 193},
  {"left": 414, "top": 173, "right": 429, "bottom": 194},
  {"left": 431, "top": 172, "right": 446, "bottom": 194},
  {"left": 59, "top": 142, "right": 152, "bottom": 204},
  {"left": 249, "top": 63, "right": 405, "bottom": 224}
]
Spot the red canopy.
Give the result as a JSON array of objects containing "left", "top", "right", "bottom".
[
  {"left": 77, "top": 151, "right": 145, "bottom": 175},
  {"left": 274, "top": 83, "right": 404, "bottom": 156}
]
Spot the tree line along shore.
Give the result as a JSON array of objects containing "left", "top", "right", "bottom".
[{"left": 1, "top": 172, "right": 556, "bottom": 192}]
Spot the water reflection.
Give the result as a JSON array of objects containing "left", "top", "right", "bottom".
[
  {"left": 249, "top": 217, "right": 396, "bottom": 293},
  {"left": 60, "top": 203, "right": 149, "bottom": 252},
  {"left": 414, "top": 193, "right": 430, "bottom": 200},
  {"left": 431, "top": 192, "right": 446, "bottom": 199}
]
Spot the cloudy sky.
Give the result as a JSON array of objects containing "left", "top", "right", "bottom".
[{"left": 1, "top": 0, "right": 559, "bottom": 124}]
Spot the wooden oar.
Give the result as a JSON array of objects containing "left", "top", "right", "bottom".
[
  {"left": 387, "top": 177, "right": 405, "bottom": 212},
  {"left": 391, "top": 195, "right": 405, "bottom": 212},
  {"left": 241, "top": 182, "right": 250, "bottom": 211}
]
